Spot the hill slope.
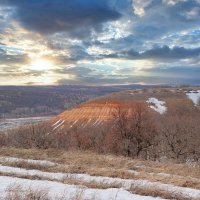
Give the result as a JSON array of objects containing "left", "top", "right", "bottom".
[{"left": 50, "top": 87, "right": 200, "bottom": 132}]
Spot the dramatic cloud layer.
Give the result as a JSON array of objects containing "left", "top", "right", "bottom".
[
  {"left": 0, "top": 0, "right": 199, "bottom": 85},
  {"left": 3, "top": 0, "right": 121, "bottom": 37}
]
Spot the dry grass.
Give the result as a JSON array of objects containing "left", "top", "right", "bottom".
[
  {"left": 0, "top": 147, "right": 199, "bottom": 175},
  {"left": 62, "top": 178, "right": 122, "bottom": 190},
  {"left": 4, "top": 184, "right": 85, "bottom": 200},
  {"left": 129, "top": 185, "right": 198, "bottom": 200},
  {"left": 0, "top": 160, "right": 50, "bottom": 171},
  {"left": 5, "top": 184, "right": 50, "bottom": 200},
  {"left": 0, "top": 147, "right": 199, "bottom": 190},
  {"left": 129, "top": 171, "right": 200, "bottom": 190},
  {"left": 130, "top": 160, "right": 200, "bottom": 179}
]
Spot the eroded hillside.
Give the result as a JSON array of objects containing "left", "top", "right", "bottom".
[{"left": 50, "top": 87, "right": 200, "bottom": 132}]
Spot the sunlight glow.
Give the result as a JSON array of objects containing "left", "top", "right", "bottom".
[{"left": 30, "top": 59, "right": 53, "bottom": 71}]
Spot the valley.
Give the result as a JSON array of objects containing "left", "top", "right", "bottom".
[
  {"left": 0, "top": 87, "right": 199, "bottom": 200},
  {"left": 0, "top": 116, "right": 51, "bottom": 131},
  {"left": 1, "top": 0, "right": 199, "bottom": 198},
  {"left": 0, "top": 85, "right": 150, "bottom": 118}
]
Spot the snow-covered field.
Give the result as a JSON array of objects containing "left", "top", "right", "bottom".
[
  {"left": 0, "top": 116, "right": 51, "bottom": 131},
  {"left": 0, "top": 156, "right": 199, "bottom": 200}
]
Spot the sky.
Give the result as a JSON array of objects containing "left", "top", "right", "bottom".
[{"left": 0, "top": 0, "right": 199, "bottom": 86}]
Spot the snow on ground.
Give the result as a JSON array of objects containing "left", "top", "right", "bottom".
[
  {"left": 53, "top": 120, "right": 65, "bottom": 131},
  {"left": 1, "top": 157, "right": 198, "bottom": 182},
  {"left": 0, "top": 176, "right": 163, "bottom": 200},
  {"left": 146, "top": 98, "right": 167, "bottom": 114},
  {"left": 52, "top": 119, "right": 62, "bottom": 127},
  {"left": 128, "top": 170, "right": 200, "bottom": 182},
  {"left": 93, "top": 119, "right": 99, "bottom": 126},
  {"left": 0, "top": 165, "right": 199, "bottom": 199},
  {"left": 0, "top": 116, "right": 51, "bottom": 131},
  {"left": 186, "top": 90, "right": 200, "bottom": 105},
  {"left": 0, "top": 157, "right": 58, "bottom": 167},
  {"left": 70, "top": 120, "right": 78, "bottom": 128}
]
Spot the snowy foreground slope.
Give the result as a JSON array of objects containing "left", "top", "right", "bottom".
[
  {"left": 0, "top": 156, "right": 199, "bottom": 200},
  {"left": 0, "top": 176, "right": 163, "bottom": 200}
]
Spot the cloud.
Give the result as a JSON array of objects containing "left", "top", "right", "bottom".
[
  {"left": 0, "top": 0, "right": 200, "bottom": 86},
  {"left": 104, "top": 45, "right": 200, "bottom": 60},
  {"left": 132, "top": 0, "right": 153, "bottom": 17},
  {"left": 0, "top": 47, "right": 28, "bottom": 64},
  {"left": 140, "top": 65, "right": 200, "bottom": 85},
  {"left": 129, "top": 0, "right": 200, "bottom": 44},
  {"left": 56, "top": 73, "right": 200, "bottom": 85},
  {"left": 2, "top": 0, "right": 121, "bottom": 37},
  {"left": 184, "top": 7, "right": 200, "bottom": 19},
  {"left": 143, "top": 66, "right": 200, "bottom": 74},
  {"left": 53, "top": 66, "right": 95, "bottom": 77},
  {"left": 140, "top": 45, "right": 200, "bottom": 59}
]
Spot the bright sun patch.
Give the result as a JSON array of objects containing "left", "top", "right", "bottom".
[{"left": 30, "top": 59, "right": 53, "bottom": 71}]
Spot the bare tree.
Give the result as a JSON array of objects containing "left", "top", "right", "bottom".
[
  {"left": 159, "top": 100, "right": 200, "bottom": 162},
  {"left": 112, "top": 102, "right": 158, "bottom": 158}
]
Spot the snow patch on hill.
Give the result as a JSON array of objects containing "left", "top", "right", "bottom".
[
  {"left": 186, "top": 90, "right": 200, "bottom": 105},
  {"left": 0, "top": 157, "right": 58, "bottom": 167},
  {"left": 52, "top": 119, "right": 65, "bottom": 130},
  {"left": 146, "top": 98, "right": 167, "bottom": 114}
]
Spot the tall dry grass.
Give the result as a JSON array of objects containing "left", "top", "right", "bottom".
[{"left": 4, "top": 184, "right": 85, "bottom": 200}]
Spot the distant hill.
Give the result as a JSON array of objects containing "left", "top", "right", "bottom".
[{"left": 0, "top": 84, "right": 155, "bottom": 118}]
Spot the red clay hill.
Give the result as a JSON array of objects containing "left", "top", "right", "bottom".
[
  {"left": 50, "top": 87, "right": 200, "bottom": 132},
  {"left": 51, "top": 100, "right": 126, "bottom": 132}
]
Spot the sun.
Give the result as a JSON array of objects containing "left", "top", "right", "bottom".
[{"left": 30, "top": 59, "right": 53, "bottom": 71}]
